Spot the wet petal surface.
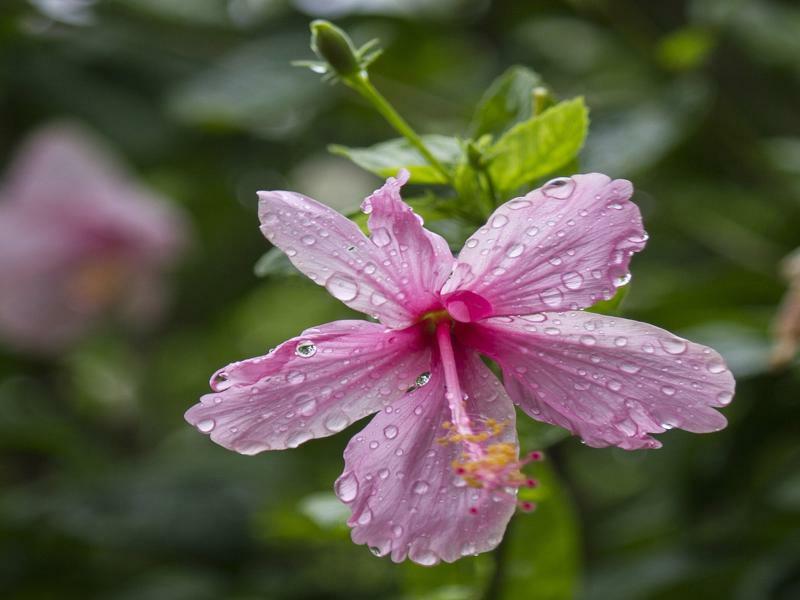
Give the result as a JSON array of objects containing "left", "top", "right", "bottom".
[
  {"left": 442, "top": 174, "right": 646, "bottom": 317},
  {"left": 338, "top": 350, "right": 517, "bottom": 564},
  {"left": 458, "top": 312, "right": 734, "bottom": 450},
  {"left": 185, "top": 320, "right": 430, "bottom": 454}
]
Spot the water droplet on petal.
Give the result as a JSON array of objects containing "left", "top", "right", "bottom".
[
  {"left": 580, "top": 334, "right": 597, "bottom": 346},
  {"left": 706, "top": 360, "right": 726, "bottom": 374},
  {"left": 211, "top": 371, "right": 232, "bottom": 391},
  {"left": 415, "top": 371, "right": 431, "bottom": 388},
  {"left": 661, "top": 385, "right": 676, "bottom": 396},
  {"left": 620, "top": 362, "right": 641, "bottom": 374},
  {"left": 411, "top": 550, "right": 438, "bottom": 566},
  {"left": 370, "top": 292, "right": 388, "bottom": 306},
  {"left": 526, "top": 226, "right": 540, "bottom": 237},
  {"left": 607, "top": 380, "right": 622, "bottom": 392},
  {"left": 372, "top": 227, "right": 392, "bottom": 247},
  {"left": 357, "top": 509, "right": 373, "bottom": 525},
  {"left": 561, "top": 271, "right": 583, "bottom": 290},
  {"left": 383, "top": 425, "right": 398, "bottom": 439},
  {"left": 491, "top": 214, "right": 509, "bottom": 229},
  {"left": 295, "top": 340, "right": 317, "bottom": 357},
  {"left": 197, "top": 418, "right": 216, "bottom": 433},
  {"left": 506, "top": 243, "right": 525, "bottom": 258},
  {"left": 508, "top": 199, "right": 532, "bottom": 210},
  {"left": 717, "top": 391, "right": 733, "bottom": 405},
  {"left": 466, "top": 238, "right": 479, "bottom": 248},
  {"left": 287, "top": 430, "right": 312, "bottom": 447},
  {"left": 325, "top": 273, "right": 359, "bottom": 302},
  {"left": 324, "top": 411, "right": 349, "bottom": 433},
  {"left": 544, "top": 327, "right": 560, "bottom": 336},
  {"left": 378, "top": 468, "right": 390, "bottom": 480},
  {"left": 542, "top": 177, "right": 576, "bottom": 199},
  {"left": 301, "top": 235, "right": 316, "bottom": 246},
  {"left": 540, "top": 288, "right": 563, "bottom": 307},
  {"left": 392, "top": 525, "right": 404, "bottom": 538},
  {"left": 613, "top": 272, "right": 632, "bottom": 287},
  {"left": 661, "top": 337, "right": 687, "bottom": 355},
  {"left": 412, "top": 480, "right": 430, "bottom": 495},
  {"left": 614, "top": 336, "right": 628, "bottom": 347},
  {"left": 335, "top": 472, "right": 359, "bottom": 503},
  {"left": 287, "top": 371, "right": 306, "bottom": 385}
]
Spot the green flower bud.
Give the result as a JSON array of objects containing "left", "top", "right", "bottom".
[{"left": 310, "top": 20, "right": 362, "bottom": 80}]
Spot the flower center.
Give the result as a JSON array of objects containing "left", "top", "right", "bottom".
[{"left": 433, "top": 319, "right": 541, "bottom": 514}]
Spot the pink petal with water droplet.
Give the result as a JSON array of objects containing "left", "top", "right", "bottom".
[
  {"left": 184, "top": 320, "right": 430, "bottom": 453},
  {"left": 458, "top": 312, "right": 734, "bottom": 450},
  {"left": 258, "top": 171, "right": 454, "bottom": 328},
  {"left": 339, "top": 350, "right": 516, "bottom": 564},
  {"left": 442, "top": 173, "right": 646, "bottom": 316}
]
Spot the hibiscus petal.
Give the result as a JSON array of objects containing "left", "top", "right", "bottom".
[
  {"left": 458, "top": 312, "right": 734, "bottom": 450},
  {"left": 185, "top": 320, "right": 430, "bottom": 454},
  {"left": 258, "top": 171, "right": 454, "bottom": 328},
  {"left": 441, "top": 174, "right": 646, "bottom": 318},
  {"left": 337, "top": 350, "right": 517, "bottom": 564}
]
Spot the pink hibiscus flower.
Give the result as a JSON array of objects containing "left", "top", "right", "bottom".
[
  {"left": 0, "top": 123, "right": 187, "bottom": 355},
  {"left": 186, "top": 170, "right": 734, "bottom": 564}
]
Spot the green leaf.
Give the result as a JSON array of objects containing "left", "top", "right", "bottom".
[
  {"left": 469, "top": 66, "right": 542, "bottom": 140},
  {"left": 500, "top": 462, "right": 580, "bottom": 600},
  {"left": 488, "top": 97, "right": 589, "bottom": 194},
  {"left": 587, "top": 285, "right": 629, "bottom": 316},
  {"left": 329, "top": 135, "right": 461, "bottom": 184},
  {"left": 515, "top": 408, "right": 570, "bottom": 450},
  {"left": 254, "top": 247, "right": 300, "bottom": 278}
]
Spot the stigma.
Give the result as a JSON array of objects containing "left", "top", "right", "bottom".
[{"left": 439, "top": 418, "right": 543, "bottom": 513}]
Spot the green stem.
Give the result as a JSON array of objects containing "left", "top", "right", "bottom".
[
  {"left": 348, "top": 74, "right": 451, "bottom": 182},
  {"left": 481, "top": 167, "right": 499, "bottom": 209}
]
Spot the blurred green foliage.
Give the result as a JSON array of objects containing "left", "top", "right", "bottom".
[{"left": 1, "top": 0, "right": 799, "bottom": 599}]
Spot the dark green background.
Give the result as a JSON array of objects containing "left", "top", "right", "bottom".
[{"left": 1, "top": 0, "right": 798, "bottom": 598}]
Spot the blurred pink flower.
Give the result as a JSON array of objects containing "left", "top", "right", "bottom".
[
  {"left": 186, "top": 170, "right": 734, "bottom": 564},
  {"left": 0, "top": 124, "right": 188, "bottom": 354}
]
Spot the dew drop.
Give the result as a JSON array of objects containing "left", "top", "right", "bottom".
[
  {"left": 301, "top": 235, "right": 316, "bottom": 246},
  {"left": 392, "top": 525, "right": 404, "bottom": 538},
  {"left": 324, "top": 411, "right": 349, "bottom": 433},
  {"left": 196, "top": 418, "right": 215, "bottom": 433},
  {"left": 614, "top": 336, "right": 628, "bottom": 347},
  {"left": 491, "top": 214, "right": 509, "bottom": 229},
  {"left": 284, "top": 429, "right": 311, "bottom": 446},
  {"left": 506, "top": 243, "right": 525, "bottom": 258},
  {"left": 363, "top": 263, "right": 377, "bottom": 275},
  {"left": 372, "top": 227, "right": 392, "bottom": 247},
  {"left": 211, "top": 371, "right": 232, "bottom": 391},
  {"left": 607, "top": 380, "right": 622, "bottom": 392},
  {"left": 716, "top": 391, "right": 733, "bottom": 405},
  {"left": 620, "top": 362, "right": 641, "bottom": 374},
  {"left": 580, "top": 334, "right": 597, "bottom": 346},
  {"left": 525, "top": 226, "right": 540, "bottom": 237},
  {"left": 661, "top": 385, "right": 676, "bottom": 396},
  {"left": 706, "top": 360, "right": 726, "bottom": 374},
  {"left": 325, "top": 273, "right": 359, "bottom": 302},
  {"left": 335, "top": 472, "right": 359, "bottom": 503},
  {"left": 412, "top": 480, "right": 430, "bottom": 495},
  {"left": 370, "top": 292, "right": 388, "bottom": 306},
  {"left": 295, "top": 340, "right": 317, "bottom": 358},
  {"left": 544, "top": 327, "right": 561, "bottom": 336},
  {"left": 540, "top": 288, "right": 563, "bottom": 307},
  {"left": 415, "top": 372, "right": 431, "bottom": 388},
  {"left": 541, "top": 177, "right": 575, "bottom": 199},
  {"left": 661, "top": 337, "right": 687, "bottom": 355},
  {"left": 357, "top": 509, "right": 373, "bottom": 525},
  {"left": 411, "top": 550, "right": 438, "bottom": 566},
  {"left": 508, "top": 199, "right": 532, "bottom": 210},
  {"left": 378, "top": 468, "right": 390, "bottom": 480},
  {"left": 287, "top": 371, "right": 306, "bottom": 385},
  {"left": 561, "top": 271, "right": 583, "bottom": 290},
  {"left": 466, "top": 238, "right": 479, "bottom": 248},
  {"left": 383, "top": 425, "right": 399, "bottom": 440}
]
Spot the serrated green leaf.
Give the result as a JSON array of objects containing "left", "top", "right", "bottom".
[
  {"left": 254, "top": 246, "right": 300, "bottom": 278},
  {"left": 488, "top": 97, "right": 588, "bottom": 194},
  {"left": 329, "top": 135, "right": 461, "bottom": 184},
  {"left": 469, "top": 65, "right": 542, "bottom": 140}
]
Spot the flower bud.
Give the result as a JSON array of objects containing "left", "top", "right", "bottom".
[{"left": 310, "top": 20, "right": 361, "bottom": 80}]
